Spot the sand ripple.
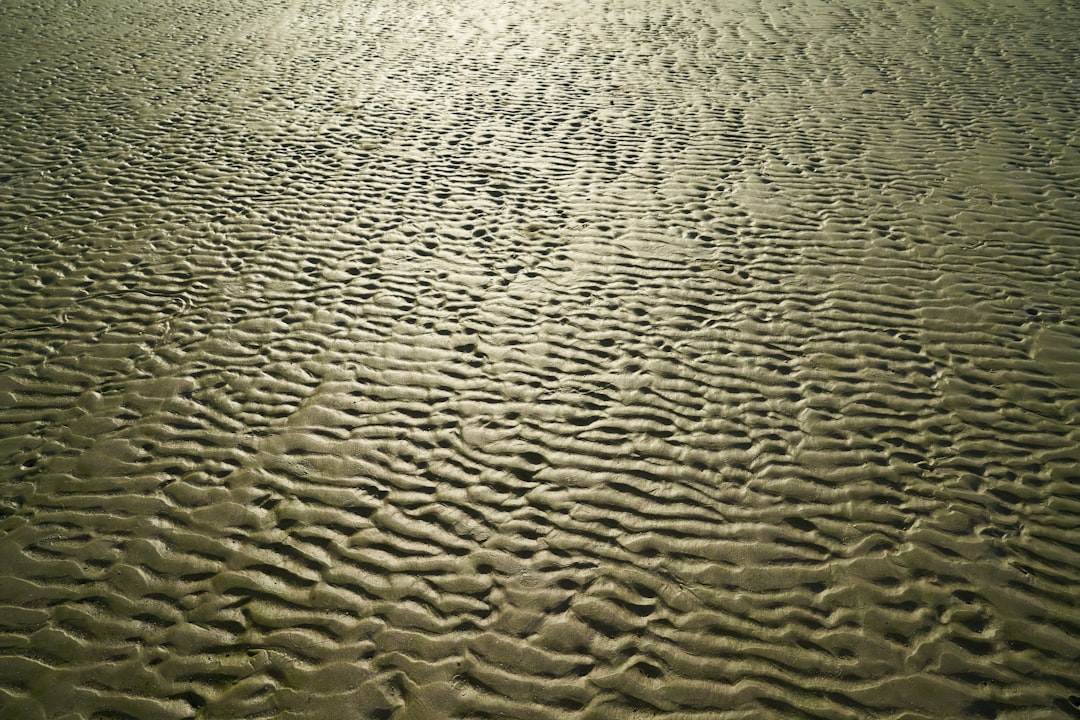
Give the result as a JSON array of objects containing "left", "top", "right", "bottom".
[{"left": 2, "top": 0, "right": 1080, "bottom": 717}]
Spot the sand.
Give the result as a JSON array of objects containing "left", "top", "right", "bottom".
[{"left": 1, "top": 0, "right": 1079, "bottom": 717}]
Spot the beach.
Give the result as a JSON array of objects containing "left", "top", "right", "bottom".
[{"left": 1, "top": 0, "right": 1079, "bottom": 717}]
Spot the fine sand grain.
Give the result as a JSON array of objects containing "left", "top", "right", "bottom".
[{"left": 1, "top": 0, "right": 1079, "bottom": 718}]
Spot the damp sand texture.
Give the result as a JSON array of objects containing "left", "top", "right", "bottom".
[{"left": 2, "top": 0, "right": 1080, "bottom": 717}]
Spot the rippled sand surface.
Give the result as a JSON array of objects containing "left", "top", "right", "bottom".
[{"left": 2, "top": 0, "right": 1080, "bottom": 717}]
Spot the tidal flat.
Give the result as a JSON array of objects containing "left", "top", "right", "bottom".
[{"left": 1, "top": 0, "right": 1079, "bottom": 717}]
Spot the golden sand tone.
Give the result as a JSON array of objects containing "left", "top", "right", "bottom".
[{"left": 1, "top": 0, "right": 1079, "bottom": 717}]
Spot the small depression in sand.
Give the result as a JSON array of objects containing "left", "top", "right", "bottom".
[{"left": 1, "top": 0, "right": 1079, "bottom": 718}]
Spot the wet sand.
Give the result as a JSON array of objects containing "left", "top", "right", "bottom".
[{"left": 2, "top": 0, "right": 1079, "bottom": 717}]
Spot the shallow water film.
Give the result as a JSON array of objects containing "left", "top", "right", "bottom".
[{"left": 2, "top": 0, "right": 1080, "bottom": 717}]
